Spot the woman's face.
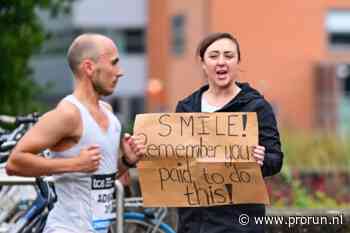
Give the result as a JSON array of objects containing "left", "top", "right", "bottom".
[{"left": 201, "top": 38, "right": 239, "bottom": 89}]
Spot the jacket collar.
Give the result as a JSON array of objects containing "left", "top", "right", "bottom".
[{"left": 179, "top": 82, "right": 264, "bottom": 112}]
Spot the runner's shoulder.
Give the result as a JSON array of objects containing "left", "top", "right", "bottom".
[{"left": 53, "top": 99, "right": 81, "bottom": 126}]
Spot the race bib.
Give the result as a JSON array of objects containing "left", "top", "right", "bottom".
[{"left": 91, "top": 173, "right": 116, "bottom": 231}]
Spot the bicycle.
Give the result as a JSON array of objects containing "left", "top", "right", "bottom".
[
  {"left": 0, "top": 113, "right": 176, "bottom": 233},
  {"left": 112, "top": 196, "right": 176, "bottom": 233},
  {"left": 0, "top": 113, "right": 55, "bottom": 233},
  {"left": 0, "top": 113, "right": 40, "bottom": 163}
]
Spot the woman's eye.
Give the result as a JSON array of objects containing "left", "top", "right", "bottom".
[{"left": 224, "top": 53, "right": 235, "bottom": 58}]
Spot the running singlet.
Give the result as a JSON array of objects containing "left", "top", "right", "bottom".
[{"left": 43, "top": 95, "right": 121, "bottom": 233}]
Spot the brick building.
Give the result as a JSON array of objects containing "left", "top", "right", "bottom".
[{"left": 147, "top": 0, "right": 350, "bottom": 134}]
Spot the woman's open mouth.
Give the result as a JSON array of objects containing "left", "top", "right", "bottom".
[{"left": 216, "top": 69, "right": 228, "bottom": 79}]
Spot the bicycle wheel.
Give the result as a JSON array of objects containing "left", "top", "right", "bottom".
[{"left": 121, "top": 212, "right": 175, "bottom": 233}]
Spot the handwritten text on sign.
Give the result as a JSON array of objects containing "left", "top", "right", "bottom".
[{"left": 134, "top": 113, "right": 269, "bottom": 207}]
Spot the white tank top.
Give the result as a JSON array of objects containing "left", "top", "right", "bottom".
[
  {"left": 44, "top": 95, "right": 121, "bottom": 233},
  {"left": 201, "top": 96, "right": 221, "bottom": 112}
]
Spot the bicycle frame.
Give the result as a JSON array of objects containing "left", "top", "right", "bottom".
[
  {"left": 0, "top": 113, "right": 175, "bottom": 233},
  {"left": 8, "top": 191, "right": 48, "bottom": 233},
  {"left": 0, "top": 176, "right": 55, "bottom": 233},
  {"left": 113, "top": 180, "right": 176, "bottom": 233},
  {"left": 114, "top": 180, "right": 124, "bottom": 233}
]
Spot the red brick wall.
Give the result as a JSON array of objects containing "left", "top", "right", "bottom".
[{"left": 147, "top": 0, "right": 350, "bottom": 130}]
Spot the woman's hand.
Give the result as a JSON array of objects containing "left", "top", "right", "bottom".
[
  {"left": 253, "top": 145, "right": 265, "bottom": 166},
  {"left": 122, "top": 133, "right": 146, "bottom": 165}
]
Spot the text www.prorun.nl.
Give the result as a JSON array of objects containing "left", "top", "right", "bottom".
[{"left": 238, "top": 214, "right": 344, "bottom": 228}]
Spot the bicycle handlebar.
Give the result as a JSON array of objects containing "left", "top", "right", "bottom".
[
  {"left": 0, "top": 115, "right": 16, "bottom": 124},
  {"left": 0, "top": 113, "right": 40, "bottom": 165},
  {"left": 0, "top": 141, "right": 17, "bottom": 152},
  {"left": 15, "top": 113, "right": 39, "bottom": 125},
  {"left": 0, "top": 113, "right": 39, "bottom": 126}
]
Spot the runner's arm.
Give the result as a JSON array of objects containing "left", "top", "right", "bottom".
[{"left": 6, "top": 104, "right": 85, "bottom": 177}]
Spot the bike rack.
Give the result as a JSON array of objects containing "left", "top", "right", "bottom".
[
  {"left": 114, "top": 180, "right": 125, "bottom": 233},
  {"left": 0, "top": 173, "right": 127, "bottom": 233},
  {"left": 0, "top": 173, "right": 36, "bottom": 185},
  {"left": 0, "top": 169, "right": 54, "bottom": 185}
]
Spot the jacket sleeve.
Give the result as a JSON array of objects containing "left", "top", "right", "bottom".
[
  {"left": 256, "top": 100, "right": 283, "bottom": 177},
  {"left": 175, "top": 101, "right": 185, "bottom": 113}
]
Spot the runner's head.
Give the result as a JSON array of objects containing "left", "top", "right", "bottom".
[{"left": 67, "top": 33, "right": 124, "bottom": 96}]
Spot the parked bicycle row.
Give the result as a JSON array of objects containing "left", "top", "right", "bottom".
[{"left": 0, "top": 113, "right": 175, "bottom": 233}]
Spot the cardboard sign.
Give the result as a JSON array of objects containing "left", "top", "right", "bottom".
[{"left": 133, "top": 113, "right": 269, "bottom": 207}]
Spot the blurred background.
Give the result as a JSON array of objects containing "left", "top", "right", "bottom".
[{"left": 0, "top": 0, "right": 349, "bottom": 231}]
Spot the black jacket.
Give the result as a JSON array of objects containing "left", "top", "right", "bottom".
[{"left": 175, "top": 82, "right": 283, "bottom": 233}]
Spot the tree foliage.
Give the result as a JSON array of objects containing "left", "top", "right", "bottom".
[{"left": 0, "top": 0, "right": 71, "bottom": 115}]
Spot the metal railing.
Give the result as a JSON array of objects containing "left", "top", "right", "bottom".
[
  {"left": 0, "top": 172, "right": 135, "bottom": 233},
  {"left": 114, "top": 180, "right": 125, "bottom": 233}
]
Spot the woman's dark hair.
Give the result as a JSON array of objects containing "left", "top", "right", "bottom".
[{"left": 196, "top": 32, "right": 241, "bottom": 63}]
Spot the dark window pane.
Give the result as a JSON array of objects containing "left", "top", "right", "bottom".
[
  {"left": 345, "top": 75, "right": 350, "bottom": 96},
  {"left": 130, "top": 97, "right": 145, "bottom": 118},
  {"left": 110, "top": 97, "right": 121, "bottom": 113},
  {"left": 125, "top": 29, "right": 145, "bottom": 54},
  {"left": 329, "top": 33, "right": 350, "bottom": 46},
  {"left": 171, "top": 14, "right": 185, "bottom": 55}
]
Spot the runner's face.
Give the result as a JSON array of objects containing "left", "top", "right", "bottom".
[
  {"left": 92, "top": 43, "right": 123, "bottom": 96},
  {"left": 201, "top": 38, "right": 239, "bottom": 89}
]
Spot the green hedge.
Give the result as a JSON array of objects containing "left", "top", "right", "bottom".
[{"left": 281, "top": 131, "right": 350, "bottom": 172}]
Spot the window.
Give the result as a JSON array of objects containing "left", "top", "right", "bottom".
[
  {"left": 326, "top": 10, "right": 350, "bottom": 50},
  {"left": 73, "top": 28, "right": 145, "bottom": 54},
  {"left": 171, "top": 14, "right": 185, "bottom": 55},
  {"left": 39, "top": 29, "right": 75, "bottom": 55},
  {"left": 106, "top": 96, "right": 145, "bottom": 125},
  {"left": 337, "top": 65, "right": 350, "bottom": 136},
  {"left": 333, "top": 64, "right": 350, "bottom": 136},
  {"left": 124, "top": 29, "right": 145, "bottom": 54}
]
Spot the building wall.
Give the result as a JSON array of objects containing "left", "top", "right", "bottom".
[
  {"left": 148, "top": 0, "right": 350, "bottom": 130},
  {"left": 34, "top": 1, "right": 148, "bottom": 124},
  {"left": 325, "top": 0, "right": 350, "bottom": 62},
  {"left": 209, "top": 1, "right": 327, "bottom": 129},
  {"left": 73, "top": 0, "right": 147, "bottom": 28},
  {"left": 147, "top": 0, "right": 208, "bottom": 112},
  {"left": 166, "top": 0, "right": 209, "bottom": 112},
  {"left": 147, "top": 0, "right": 169, "bottom": 112}
]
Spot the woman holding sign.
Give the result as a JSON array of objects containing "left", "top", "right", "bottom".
[{"left": 175, "top": 32, "right": 283, "bottom": 233}]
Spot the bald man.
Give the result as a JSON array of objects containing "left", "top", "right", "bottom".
[{"left": 6, "top": 34, "right": 145, "bottom": 233}]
